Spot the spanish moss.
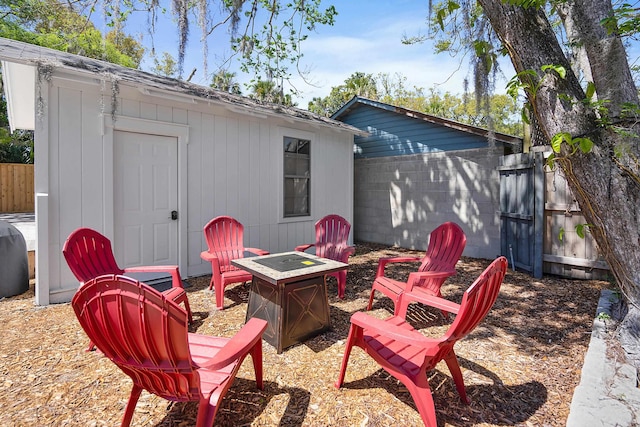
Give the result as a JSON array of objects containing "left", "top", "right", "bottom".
[
  {"left": 172, "top": 0, "right": 189, "bottom": 78},
  {"left": 198, "top": 0, "right": 208, "bottom": 78}
]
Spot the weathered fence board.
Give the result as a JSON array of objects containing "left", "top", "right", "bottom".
[
  {"left": 0, "top": 163, "right": 34, "bottom": 213},
  {"left": 543, "top": 165, "right": 609, "bottom": 280}
]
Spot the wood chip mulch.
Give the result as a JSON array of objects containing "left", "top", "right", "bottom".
[{"left": 0, "top": 242, "right": 609, "bottom": 426}]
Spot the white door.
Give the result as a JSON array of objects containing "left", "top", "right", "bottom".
[{"left": 114, "top": 131, "right": 178, "bottom": 267}]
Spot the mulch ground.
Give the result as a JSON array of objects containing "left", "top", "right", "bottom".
[{"left": 0, "top": 242, "right": 609, "bottom": 426}]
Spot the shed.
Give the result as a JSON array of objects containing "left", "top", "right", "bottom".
[
  {"left": 0, "top": 37, "right": 364, "bottom": 305},
  {"left": 332, "top": 96, "right": 522, "bottom": 259}
]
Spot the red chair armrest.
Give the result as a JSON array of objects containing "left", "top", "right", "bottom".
[
  {"left": 295, "top": 243, "right": 315, "bottom": 252},
  {"left": 246, "top": 248, "right": 270, "bottom": 256},
  {"left": 376, "top": 256, "right": 422, "bottom": 277},
  {"left": 162, "top": 286, "right": 187, "bottom": 302},
  {"left": 124, "top": 265, "right": 178, "bottom": 274},
  {"left": 334, "top": 246, "right": 356, "bottom": 263},
  {"left": 398, "top": 290, "right": 461, "bottom": 316},
  {"left": 199, "top": 318, "right": 268, "bottom": 371},
  {"left": 201, "top": 250, "right": 223, "bottom": 266},
  {"left": 350, "top": 312, "right": 436, "bottom": 347},
  {"left": 200, "top": 250, "right": 218, "bottom": 262},
  {"left": 123, "top": 265, "right": 183, "bottom": 289},
  {"left": 405, "top": 270, "right": 455, "bottom": 292}
]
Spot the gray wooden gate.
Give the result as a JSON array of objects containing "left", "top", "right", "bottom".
[
  {"left": 499, "top": 152, "right": 609, "bottom": 280},
  {"left": 498, "top": 152, "right": 544, "bottom": 278}
]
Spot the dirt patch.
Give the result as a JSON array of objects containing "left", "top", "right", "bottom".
[{"left": 0, "top": 242, "right": 609, "bottom": 426}]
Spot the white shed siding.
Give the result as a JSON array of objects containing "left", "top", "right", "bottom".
[
  {"left": 40, "top": 73, "right": 354, "bottom": 303},
  {"left": 46, "top": 79, "right": 107, "bottom": 303}
]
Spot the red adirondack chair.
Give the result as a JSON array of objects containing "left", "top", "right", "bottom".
[
  {"left": 367, "top": 222, "right": 466, "bottom": 316},
  {"left": 335, "top": 256, "right": 508, "bottom": 427},
  {"left": 63, "top": 227, "right": 193, "bottom": 350},
  {"left": 72, "top": 274, "right": 267, "bottom": 427},
  {"left": 200, "top": 216, "right": 269, "bottom": 310},
  {"left": 295, "top": 214, "right": 355, "bottom": 299}
]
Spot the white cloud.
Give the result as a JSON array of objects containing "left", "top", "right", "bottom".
[
  {"left": 127, "top": 2, "right": 514, "bottom": 109},
  {"left": 283, "top": 2, "right": 516, "bottom": 108},
  {"left": 290, "top": 31, "right": 476, "bottom": 107}
]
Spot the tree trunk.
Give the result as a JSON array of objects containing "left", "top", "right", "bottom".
[
  {"left": 478, "top": 0, "right": 640, "bottom": 305},
  {"left": 556, "top": 1, "right": 638, "bottom": 116}
]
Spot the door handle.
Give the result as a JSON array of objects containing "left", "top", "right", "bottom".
[{"left": 171, "top": 210, "right": 178, "bottom": 220}]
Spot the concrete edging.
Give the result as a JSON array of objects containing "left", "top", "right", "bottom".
[{"left": 566, "top": 289, "right": 640, "bottom": 427}]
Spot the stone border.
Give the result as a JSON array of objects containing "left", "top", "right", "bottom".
[{"left": 567, "top": 289, "right": 640, "bottom": 427}]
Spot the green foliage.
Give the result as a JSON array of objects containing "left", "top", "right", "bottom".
[
  {"left": 84, "top": 0, "right": 339, "bottom": 94},
  {"left": 0, "top": 129, "right": 34, "bottom": 163},
  {"left": 309, "top": 72, "right": 523, "bottom": 136},
  {"left": 550, "top": 133, "right": 594, "bottom": 155},
  {"left": 506, "top": 70, "right": 533, "bottom": 99},
  {"left": 249, "top": 78, "right": 296, "bottom": 106},
  {"left": 435, "top": 1, "right": 460, "bottom": 30},
  {"left": 151, "top": 52, "right": 179, "bottom": 78},
  {"left": 547, "top": 132, "right": 594, "bottom": 170},
  {"left": 0, "top": 0, "right": 144, "bottom": 68},
  {"left": 558, "top": 223, "right": 592, "bottom": 243},
  {"left": 507, "top": 65, "right": 567, "bottom": 103},
  {"left": 0, "top": 0, "right": 144, "bottom": 163},
  {"left": 473, "top": 39, "right": 497, "bottom": 74},
  {"left": 585, "top": 82, "right": 596, "bottom": 101},
  {"left": 0, "top": 127, "right": 33, "bottom": 163},
  {"left": 417, "top": 0, "right": 503, "bottom": 80},
  {"left": 0, "top": 102, "right": 32, "bottom": 164},
  {"left": 507, "top": 64, "right": 603, "bottom": 171},
  {"left": 106, "top": 30, "right": 144, "bottom": 68},
  {"left": 576, "top": 223, "right": 590, "bottom": 239},
  {"left": 506, "top": 64, "right": 584, "bottom": 140},
  {"left": 541, "top": 64, "right": 566, "bottom": 79},
  {"left": 211, "top": 70, "right": 242, "bottom": 95},
  {"left": 307, "top": 72, "right": 378, "bottom": 116},
  {"left": 601, "top": 3, "right": 640, "bottom": 38},
  {"left": 225, "top": 0, "right": 337, "bottom": 94},
  {"left": 0, "top": 67, "right": 34, "bottom": 163},
  {"left": 502, "top": 0, "right": 546, "bottom": 9}
]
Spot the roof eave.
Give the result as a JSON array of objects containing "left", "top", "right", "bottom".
[
  {"left": 0, "top": 37, "right": 365, "bottom": 136},
  {"left": 333, "top": 96, "right": 523, "bottom": 146}
]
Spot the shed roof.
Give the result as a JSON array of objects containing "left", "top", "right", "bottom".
[
  {"left": 0, "top": 37, "right": 365, "bottom": 135},
  {"left": 332, "top": 96, "right": 522, "bottom": 146}
]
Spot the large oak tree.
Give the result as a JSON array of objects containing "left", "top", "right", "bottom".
[{"left": 477, "top": 1, "right": 639, "bottom": 305}]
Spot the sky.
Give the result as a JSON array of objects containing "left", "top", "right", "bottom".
[{"left": 105, "top": 1, "right": 515, "bottom": 108}]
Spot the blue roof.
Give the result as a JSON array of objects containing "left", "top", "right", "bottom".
[{"left": 332, "top": 96, "right": 522, "bottom": 158}]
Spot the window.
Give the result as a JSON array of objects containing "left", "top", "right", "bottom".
[{"left": 283, "top": 136, "right": 310, "bottom": 217}]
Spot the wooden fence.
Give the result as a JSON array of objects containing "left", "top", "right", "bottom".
[
  {"left": 0, "top": 163, "right": 34, "bottom": 213},
  {"left": 500, "top": 152, "right": 610, "bottom": 281},
  {"left": 543, "top": 164, "right": 610, "bottom": 280}
]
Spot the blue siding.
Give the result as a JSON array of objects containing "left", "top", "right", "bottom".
[{"left": 339, "top": 104, "right": 489, "bottom": 159}]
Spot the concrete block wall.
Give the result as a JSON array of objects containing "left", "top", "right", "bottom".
[{"left": 354, "top": 148, "right": 502, "bottom": 259}]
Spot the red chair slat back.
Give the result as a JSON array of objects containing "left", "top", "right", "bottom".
[
  {"left": 314, "top": 214, "right": 351, "bottom": 261},
  {"left": 63, "top": 228, "right": 124, "bottom": 282},
  {"left": 72, "top": 274, "right": 198, "bottom": 400},
  {"left": 203, "top": 216, "right": 246, "bottom": 271}
]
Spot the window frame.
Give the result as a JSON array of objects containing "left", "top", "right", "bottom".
[
  {"left": 278, "top": 128, "right": 315, "bottom": 222},
  {"left": 283, "top": 136, "right": 311, "bottom": 218}
]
